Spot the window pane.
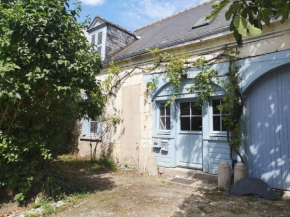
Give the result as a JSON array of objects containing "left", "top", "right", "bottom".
[
  {"left": 191, "top": 104, "right": 202, "bottom": 115},
  {"left": 180, "top": 102, "right": 190, "bottom": 115},
  {"left": 91, "top": 34, "right": 95, "bottom": 45},
  {"left": 98, "top": 32, "right": 103, "bottom": 45},
  {"left": 166, "top": 105, "right": 170, "bottom": 116},
  {"left": 212, "top": 99, "right": 221, "bottom": 114},
  {"left": 181, "top": 117, "right": 190, "bottom": 131},
  {"left": 160, "top": 104, "right": 165, "bottom": 116},
  {"left": 213, "top": 116, "right": 221, "bottom": 131},
  {"left": 191, "top": 117, "right": 202, "bottom": 131},
  {"left": 159, "top": 117, "right": 165, "bottom": 130},
  {"left": 97, "top": 46, "right": 102, "bottom": 54},
  {"left": 166, "top": 117, "right": 170, "bottom": 130},
  {"left": 222, "top": 116, "right": 227, "bottom": 132},
  {"left": 90, "top": 122, "right": 98, "bottom": 134}
]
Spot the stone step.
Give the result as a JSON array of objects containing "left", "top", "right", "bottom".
[{"left": 158, "top": 166, "right": 217, "bottom": 183}]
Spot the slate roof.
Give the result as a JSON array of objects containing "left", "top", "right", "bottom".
[
  {"left": 112, "top": 0, "right": 231, "bottom": 62},
  {"left": 88, "top": 15, "right": 137, "bottom": 38}
]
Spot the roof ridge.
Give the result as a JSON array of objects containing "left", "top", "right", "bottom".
[
  {"left": 91, "top": 15, "right": 137, "bottom": 38},
  {"left": 134, "top": 0, "right": 216, "bottom": 32}
]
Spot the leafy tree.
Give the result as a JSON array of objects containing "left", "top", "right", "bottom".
[
  {"left": 0, "top": 0, "right": 104, "bottom": 200},
  {"left": 206, "top": 0, "right": 290, "bottom": 44}
]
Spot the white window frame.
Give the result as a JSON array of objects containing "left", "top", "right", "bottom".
[
  {"left": 158, "top": 102, "right": 171, "bottom": 134},
  {"left": 179, "top": 101, "right": 202, "bottom": 134},
  {"left": 96, "top": 31, "right": 103, "bottom": 55},
  {"left": 89, "top": 121, "right": 101, "bottom": 136},
  {"left": 210, "top": 98, "right": 227, "bottom": 137}
]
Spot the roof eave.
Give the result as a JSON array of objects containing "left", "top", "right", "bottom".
[{"left": 106, "top": 25, "right": 230, "bottom": 64}]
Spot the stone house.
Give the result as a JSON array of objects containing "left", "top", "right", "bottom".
[{"left": 79, "top": 0, "right": 290, "bottom": 190}]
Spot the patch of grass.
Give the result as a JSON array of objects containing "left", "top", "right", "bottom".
[
  {"left": 196, "top": 187, "right": 209, "bottom": 194},
  {"left": 32, "top": 197, "right": 52, "bottom": 209},
  {"left": 95, "top": 194, "right": 114, "bottom": 203},
  {"left": 229, "top": 207, "right": 248, "bottom": 215},
  {"left": 27, "top": 192, "right": 89, "bottom": 216},
  {"left": 197, "top": 205, "right": 207, "bottom": 213},
  {"left": 245, "top": 195, "right": 258, "bottom": 203},
  {"left": 57, "top": 155, "right": 119, "bottom": 173},
  {"left": 42, "top": 203, "right": 57, "bottom": 216}
]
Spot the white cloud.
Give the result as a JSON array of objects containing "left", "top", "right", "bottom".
[
  {"left": 117, "top": 0, "right": 209, "bottom": 31},
  {"left": 139, "top": 0, "right": 176, "bottom": 19},
  {"left": 81, "top": 0, "right": 105, "bottom": 6}
]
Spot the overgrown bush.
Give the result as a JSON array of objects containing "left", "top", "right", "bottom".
[{"left": 0, "top": 0, "right": 104, "bottom": 201}]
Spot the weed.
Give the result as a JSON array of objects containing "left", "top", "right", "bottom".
[
  {"left": 218, "top": 187, "right": 226, "bottom": 192},
  {"left": 196, "top": 187, "right": 209, "bottom": 193},
  {"left": 197, "top": 205, "right": 207, "bottom": 213}
]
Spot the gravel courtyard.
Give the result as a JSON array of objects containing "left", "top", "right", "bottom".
[{"left": 51, "top": 171, "right": 290, "bottom": 217}]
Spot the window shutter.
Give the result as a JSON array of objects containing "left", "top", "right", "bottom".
[
  {"left": 91, "top": 34, "right": 95, "bottom": 45},
  {"left": 81, "top": 119, "right": 90, "bottom": 135},
  {"left": 98, "top": 32, "right": 102, "bottom": 45}
]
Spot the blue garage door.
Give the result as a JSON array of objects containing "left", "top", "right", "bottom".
[{"left": 247, "top": 65, "right": 290, "bottom": 190}]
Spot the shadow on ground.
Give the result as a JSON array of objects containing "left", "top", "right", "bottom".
[{"left": 173, "top": 187, "right": 290, "bottom": 217}]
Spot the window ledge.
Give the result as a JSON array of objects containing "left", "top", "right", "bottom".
[
  {"left": 156, "top": 131, "right": 171, "bottom": 135},
  {"left": 80, "top": 135, "right": 102, "bottom": 142},
  {"left": 179, "top": 131, "right": 202, "bottom": 135},
  {"left": 209, "top": 132, "right": 227, "bottom": 137}
]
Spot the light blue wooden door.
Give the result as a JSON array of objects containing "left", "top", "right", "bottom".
[
  {"left": 176, "top": 101, "right": 203, "bottom": 169},
  {"left": 247, "top": 65, "right": 290, "bottom": 190}
]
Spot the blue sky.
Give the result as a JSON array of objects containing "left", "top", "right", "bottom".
[{"left": 76, "top": 0, "right": 207, "bottom": 32}]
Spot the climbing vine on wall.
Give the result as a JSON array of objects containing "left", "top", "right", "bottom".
[
  {"left": 144, "top": 47, "right": 245, "bottom": 165},
  {"left": 104, "top": 47, "right": 245, "bottom": 165}
]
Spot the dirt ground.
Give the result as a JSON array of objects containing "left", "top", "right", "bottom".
[{"left": 50, "top": 171, "right": 290, "bottom": 217}]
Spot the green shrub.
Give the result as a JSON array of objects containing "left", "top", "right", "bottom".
[{"left": 0, "top": 0, "right": 104, "bottom": 201}]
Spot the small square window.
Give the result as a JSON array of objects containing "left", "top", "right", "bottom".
[{"left": 90, "top": 121, "right": 100, "bottom": 135}]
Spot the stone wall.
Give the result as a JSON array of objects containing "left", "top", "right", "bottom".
[{"left": 106, "top": 25, "right": 136, "bottom": 58}]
